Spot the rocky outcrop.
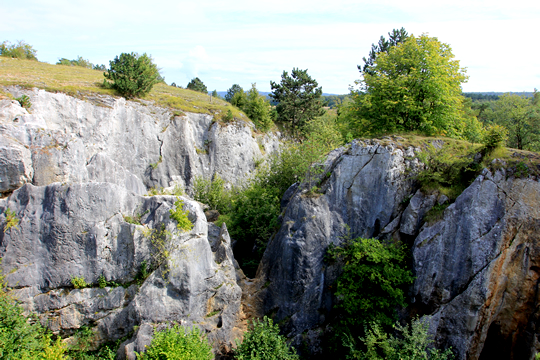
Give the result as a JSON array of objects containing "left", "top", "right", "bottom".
[
  {"left": 254, "top": 140, "right": 420, "bottom": 343},
  {"left": 0, "top": 182, "right": 242, "bottom": 358},
  {"left": 412, "top": 168, "right": 540, "bottom": 360},
  {"left": 254, "top": 139, "right": 540, "bottom": 359},
  {"left": 0, "top": 87, "right": 279, "bottom": 196}
]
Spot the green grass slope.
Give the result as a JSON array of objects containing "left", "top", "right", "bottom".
[{"left": 0, "top": 57, "right": 245, "bottom": 121}]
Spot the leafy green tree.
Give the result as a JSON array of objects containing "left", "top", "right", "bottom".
[
  {"left": 244, "top": 84, "right": 274, "bottom": 131},
  {"left": 235, "top": 316, "right": 299, "bottom": 360},
  {"left": 328, "top": 237, "right": 414, "bottom": 327},
  {"left": 361, "top": 27, "right": 408, "bottom": 76},
  {"left": 270, "top": 68, "right": 325, "bottom": 135},
  {"left": 0, "top": 40, "right": 38, "bottom": 60},
  {"left": 103, "top": 52, "right": 161, "bottom": 99},
  {"left": 186, "top": 77, "right": 208, "bottom": 93},
  {"left": 487, "top": 93, "right": 540, "bottom": 150},
  {"left": 352, "top": 34, "right": 469, "bottom": 137},
  {"left": 225, "top": 84, "right": 243, "bottom": 102},
  {"left": 136, "top": 324, "right": 213, "bottom": 360}
]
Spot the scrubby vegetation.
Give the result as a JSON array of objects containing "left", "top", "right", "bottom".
[
  {"left": 345, "top": 318, "right": 454, "bottom": 360},
  {"left": 235, "top": 316, "right": 299, "bottom": 360},
  {"left": 135, "top": 324, "right": 213, "bottom": 360},
  {"left": 0, "top": 40, "right": 38, "bottom": 60}
]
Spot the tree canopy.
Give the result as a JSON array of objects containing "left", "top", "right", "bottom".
[
  {"left": 186, "top": 77, "right": 208, "bottom": 93},
  {"left": 351, "top": 34, "right": 470, "bottom": 137},
  {"left": 486, "top": 92, "right": 540, "bottom": 150},
  {"left": 103, "top": 52, "right": 160, "bottom": 99},
  {"left": 225, "top": 84, "right": 243, "bottom": 102},
  {"left": 270, "top": 68, "right": 325, "bottom": 135},
  {"left": 361, "top": 27, "right": 408, "bottom": 76}
]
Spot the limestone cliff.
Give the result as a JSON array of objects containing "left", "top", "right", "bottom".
[
  {"left": 253, "top": 139, "right": 540, "bottom": 360},
  {"left": 0, "top": 87, "right": 273, "bottom": 358},
  {"left": 0, "top": 182, "right": 243, "bottom": 358},
  {"left": 0, "top": 86, "right": 279, "bottom": 195}
]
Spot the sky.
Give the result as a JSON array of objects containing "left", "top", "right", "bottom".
[{"left": 1, "top": 0, "right": 539, "bottom": 94}]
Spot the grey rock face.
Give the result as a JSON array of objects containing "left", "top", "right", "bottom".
[
  {"left": 0, "top": 135, "right": 33, "bottom": 194},
  {"left": 256, "top": 140, "right": 418, "bottom": 340},
  {"left": 0, "top": 182, "right": 242, "bottom": 358},
  {"left": 412, "top": 169, "right": 540, "bottom": 360},
  {"left": 0, "top": 87, "right": 280, "bottom": 195},
  {"left": 255, "top": 140, "right": 540, "bottom": 359}
]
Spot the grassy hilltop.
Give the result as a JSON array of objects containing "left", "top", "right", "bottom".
[{"left": 0, "top": 57, "right": 245, "bottom": 120}]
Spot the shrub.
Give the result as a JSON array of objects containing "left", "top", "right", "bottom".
[
  {"left": 71, "top": 276, "right": 88, "bottom": 289},
  {"left": 169, "top": 198, "right": 193, "bottom": 232},
  {"left": 15, "top": 94, "right": 31, "bottom": 109},
  {"left": 344, "top": 318, "right": 454, "bottom": 360},
  {"left": 193, "top": 175, "right": 230, "bottom": 212},
  {"left": 224, "top": 109, "right": 234, "bottom": 122},
  {"left": 186, "top": 77, "right": 208, "bottom": 93},
  {"left": 56, "top": 56, "right": 93, "bottom": 69},
  {"left": 327, "top": 237, "right": 414, "bottom": 327},
  {"left": 235, "top": 316, "right": 299, "bottom": 360},
  {"left": 136, "top": 324, "right": 213, "bottom": 360},
  {"left": 2, "top": 208, "right": 19, "bottom": 233},
  {"left": 482, "top": 124, "right": 508, "bottom": 152},
  {"left": 0, "top": 40, "right": 37, "bottom": 60},
  {"left": 103, "top": 52, "right": 161, "bottom": 99},
  {"left": 0, "top": 263, "right": 66, "bottom": 359}
]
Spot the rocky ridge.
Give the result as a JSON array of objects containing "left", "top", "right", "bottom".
[{"left": 0, "top": 86, "right": 279, "bottom": 195}]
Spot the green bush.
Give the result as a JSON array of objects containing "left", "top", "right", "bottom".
[
  {"left": 344, "top": 318, "right": 454, "bottom": 360},
  {"left": 327, "top": 237, "right": 414, "bottom": 327},
  {"left": 56, "top": 56, "right": 93, "bottom": 69},
  {"left": 136, "top": 324, "right": 213, "bottom": 360},
  {"left": 0, "top": 40, "right": 37, "bottom": 60},
  {"left": 103, "top": 52, "right": 161, "bottom": 99},
  {"left": 15, "top": 95, "right": 31, "bottom": 109},
  {"left": 0, "top": 262, "right": 66, "bottom": 359},
  {"left": 193, "top": 175, "right": 230, "bottom": 213},
  {"left": 235, "top": 316, "right": 299, "bottom": 360},
  {"left": 482, "top": 124, "right": 508, "bottom": 152},
  {"left": 2, "top": 208, "right": 19, "bottom": 233},
  {"left": 169, "top": 198, "right": 193, "bottom": 232},
  {"left": 71, "top": 276, "right": 88, "bottom": 289}
]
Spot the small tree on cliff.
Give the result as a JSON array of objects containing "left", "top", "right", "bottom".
[{"left": 103, "top": 52, "right": 160, "bottom": 99}]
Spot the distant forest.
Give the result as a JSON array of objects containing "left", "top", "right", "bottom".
[{"left": 463, "top": 92, "right": 534, "bottom": 101}]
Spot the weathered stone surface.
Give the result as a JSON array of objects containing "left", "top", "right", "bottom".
[
  {"left": 412, "top": 169, "right": 540, "bottom": 360},
  {"left": 0, "top": 87, "right": 280, "bottom": 194},
  {"left": 254, "top": 140, "right": 540, "bottom": 359},
  {"left": 255, "top": 140, "right": 418, "bottom": 341},
  {"left": 0, "top": 182, "right": 242, "bottom": 358},
  {"left": 0, "top": 135, "right": 33, "bottom": 194}
]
